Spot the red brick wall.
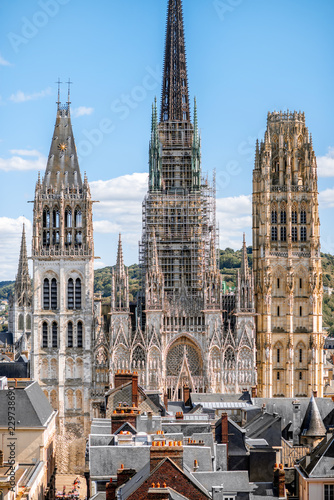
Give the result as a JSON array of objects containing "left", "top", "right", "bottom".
[{"left": 127, "top": 459, "right": 209, "bottom": 500}]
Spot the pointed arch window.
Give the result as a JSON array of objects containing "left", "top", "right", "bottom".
[
  {"left": 42, "top": 322, "right": 48, "bottom": 348},
  {"left": 65, "top": 208, "right": 72, "bottom": 228},
  {"left": 292, "top": 211, "right": 298, "bottom": 224},
  {"left": 292, "top": 227, "right": 298, "bottom": 242},
  {"left": 75, "top": 232, "right": 82, "bottom": 245},
  {"left": 301, "top": 210, "right": 307, "bottom": 224},
  {"left": 26, "top": 314, "right": 31, "bottom": 330},
  {"left": 77, "top": 321, "right": 83, "bottom": 348},
  {"left": 43, "top": 208, "right": 50, "bottom": 228},
  {"left": 271, "top": 211, "right": 278, "bottom": 224},
  {"left": 280, "top": 211, "right": 287, "bottom": 224},
  {"left": 75, "top": 209, "right": 82, "bottom": 228},
  {"left": 66, "top": 232, "right": 72, "bottom": 245},
  {"left": 68, "top": 279, "right": 74, "bottom": 310},
  {"left": 301, "top": 227, "right": 307, "bottom": 242},
  {"left": 43, "top": 278, "right": 50, "bottom": 309},
  {"left": 75, "top": 278, "right": 82, "bottom": 309},
  {"left": 18, "top": 314, "right": 24, "bottom": 330},
  {"left": 280, "top": 227, "right": 287, "bottom": 242},
  {"left": 53, "top": 209, "right": 60, "bottom": 228},
  {"left": 52, "top": 322, "right": 58, "bottom": 348},
  {"left": 43, "top": 231, "right": 50, "bottom": 247},
  {"left": 271, "top": 227, "right": 278, "bottom": 241},
  {"left": 51, "top": 278, "right": 57, "bottom": 310},
  {"left": 67, "top": 322, "right": 73, "bottom": 348}
]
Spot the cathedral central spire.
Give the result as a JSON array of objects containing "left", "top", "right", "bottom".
[{"left": 161, "top": 0, "right": 190, "bottom": 123}]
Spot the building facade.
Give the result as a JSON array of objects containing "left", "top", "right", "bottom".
[
  {"left": 253, "top": 111, "right": 324, "bottom": 398},
  {"left": 30, "top": 93, "right": 94, "bottom": 471},
  {"left": 107, "top": 0, "right": 257, "bottom": 401}
]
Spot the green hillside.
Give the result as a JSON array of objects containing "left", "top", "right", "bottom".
[{"left": 1, "top": 249, "right": 334, "bottom": 333}]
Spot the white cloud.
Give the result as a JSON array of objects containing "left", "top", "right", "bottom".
[
  {"left": 0, "top": 217, "right": 32, "bottom": 281},
  {"left": 0, "top": 150, "right": 46, "bottom": 172},
  {"left": 0, "top": 54, "right": 11, "bottom": 66},
  {"left": 317, "top": 147, "right": 334, "bottom": 177},
  {"left": 71, "top": 106, "right": 94, "bottom": 118},
  {"left": 216, "top": 194, "right": 252, "bottom": 249},
  {"left": 90, "top": 173, "right": 148, "bottom": 249},
  {"left": 9, "top": 87, "right": 52, "bottom": 103},
  {"left": 319, "top": 188, "right": 334, "bottom": 208}
]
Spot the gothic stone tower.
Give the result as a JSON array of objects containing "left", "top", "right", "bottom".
[
  {"left": 253, "top": 111, "right": 324, "bottom": 398},
  {"left": 31, "top": 94, "right": 94, "bottom": 471},
  {"left": 8, "top": 224, "right": 32, "bottom": 345}
]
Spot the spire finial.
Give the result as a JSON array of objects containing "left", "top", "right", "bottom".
[
  {"left": 240, "top": 233, "right": 249, "bottom": 277},
  {"left": 56, "top": 78, "right": 62, "bottom": 109},
  {"left": 116, "top": 233, "right": 125, "bottom": 276},
  {"left": 161, "top": 0, "right": 190, "bottom": 122},
  {"left": 66, "top": 78, "right": 73, "bottom": 105}
]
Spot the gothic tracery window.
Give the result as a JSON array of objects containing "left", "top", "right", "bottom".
[
  {"left": 42, "top": 322, "right": 48, "bottom": 348},
  {"left": 166, "top": 342, "right": 201, "bottom": 376},
  {"left": 67, "top": 322, "right": 73, "bottom": 348},
  {"left": 52, "top": 322, "right": 58, "bottom": 348},
  {"left": 77, "top": 321, "right": 83, "bottom": 348}
]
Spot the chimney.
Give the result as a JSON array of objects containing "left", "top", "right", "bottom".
[
  {"left": 147, "top": 411, "right": 153, "bottom": 433},
  {"left": 251, "top": 386, "right": 257, "bottom": 398},
  {"left": 313, "top": 390, "right": 318, "bottom": 398},
  {"left": 164, "top": 393, "right": 168, "bottom": 410},
  {"left": 106, "top": 479, "right": 117, "bottom": 500},
  {"left": 0, "top": 450, "right": 3, "bottom": 467},
  {"left": 111, "top": 404, "right": 140, "bottom": 434},
  {"left": 292, "top": 400, "right": 301, "bottom": 446},
  {"left": 132, "top": 372, "right": 138, "bottom": 407},
  {"left": 117, "top": 465, "right": 137, "bottom": 488},
  {"left": 114, "top": 370, "right": 133, "bottom": 388},
  {"left": 175, "top": 412, "right": 184, "bottom": 420},
  {"left": 183, "top": 385, "right": 191, "bottom": 406},
  {"left": 150, "top": 441, "right": 183, "bottom": 472},
  {"left": 273, "top": 464, "right": 286, "bottom": 499},
  {"left": 147, "top": 484, "right": 170, "bottom": 500},
  {"left": 220, "top": 412, "right": 228, "bottom": 445}
]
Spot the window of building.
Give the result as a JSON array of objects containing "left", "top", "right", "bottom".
[
  {"left": 42, "top": 322, "right": 48, "bottom": 348},
  {"left": 300, "top": 278, "right": 302, "bottom": 289},
  {"left": 277, "top": 372, "right": 280, "bottom": 380},
  {"left": 75, "top": 209, "right": 82, "bottom": 228},
  {"left": 18, "top": 314, "right": 24, "bottom": 330},
  {"left": 271, "top": 227, "right": 278, "bottom": 241},
  {"left": 292, "top": 227, "right": 298, "bottom": 242},
  {"left": 301, "top": 210, "right": 307, "bottom": 224},
  {"left": 280, "top": 226, "right": 287, "bottom": 242},
  {"left": 324, "top": 484, "right": 334, "bottom": 500},
  {"left": 43, "top": 278, "right": 50, "bottom": 309},
  {"left": 300, "top": 306, "right": 302, "bottom": 317},
  {"left": 301, "top": 226, "right": 307, "bottom": 242},
  {"left": 68, "top": 322, "right": 73, "bottom": 348},
  {"left": 77, "top": 321, "right": 83, "bottom": 348},
  {"left": 66, "top": 231, "right": 72, "bottom": 245},
  {"left": 75, "top": 278, "right": 82, "bottom": 309},
  {"left": 26, "top": 314, "right": 31, "bottom": 330},
  {"left": 277, "top": 278, "right": 280, "bottom": 289},
  {"left": 43, "top": 230, "right": 50, "bottom": 247},
  {"left": 75, "top": 232, "right": 82, "bottom": 245},
  {"left": 68, "top": 279, "right": 74, "bottom": 310},
  {"left": 271, "top": 211, "right": 278, "bottom": 224},
  {"left": 277, "top": 306, "right": 280, "bottom": 317},
  {"left": 43, "top": 209, "right": 50, "bottom": 228},
  {"left": 277, "top": 348, "right": 280, "bottom": 363},
  {"left": 52, "top": 322, "right": 58, "bottom": 348},
  {"left": 65, "top": 208, "right": 72, "bottom": 228},
  {"left": 53, "top": 209, "right": 60, "bottom": 228},
  {"left": 280, "top": 211, "right": 286, "bottom": 224},
  {"left": 299, "top": 371, "right": 303, "bottom": 380},
  {"left": 51, "top": 278, "right": 57, "bottom": 310},
  {"left": 299, "top": 349, "right": 303, "bottom": 363},
  {"left": 292, "top": 211, "right": 298, "bottom": 224}
]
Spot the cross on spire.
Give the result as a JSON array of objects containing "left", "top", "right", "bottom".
[
  {"left": 66, "top": 78, "right": 73, "bottom": 104},
  {"left": 56, "top": 78, "right": 62, "bottom": 108}
]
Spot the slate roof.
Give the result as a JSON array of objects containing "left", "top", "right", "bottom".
[
  {"left": 301, "top": 395, "right": 326, "bottom": 437},
  {"left": 193, "top": 470, "right": 255, "bottom": 493},
  {"left": 0, "top": 381, "right": 54, "bottom": 428},
  {"left": 297, "top": 434, "right": 334, "bottom": 477},
  {"left": 253, "top": 397, "right": 334, "bottom": 432},
  {"left": 243, "top": 411, "right": 281, "bottom": 444},
  {"left": 0, "top": 332, "right": 13, "bottom": 345},
  {"left": 0, "top": 360, "right": 29, "bottom": 378},
  {"left": 191, "top": 392, "right": 251, "bottom": 404}
]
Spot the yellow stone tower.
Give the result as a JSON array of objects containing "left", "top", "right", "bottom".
[{"left": 253, "top": 111, "right": 324, "bottom": 398}]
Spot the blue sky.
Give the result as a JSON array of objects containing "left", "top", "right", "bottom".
[{"left": 1, "top": 0, "right": 334, "bottom": 280}]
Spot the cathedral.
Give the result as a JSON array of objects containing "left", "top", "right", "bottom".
[{"left": 7, "top": 0, "right": 324, "bottom": 471}]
